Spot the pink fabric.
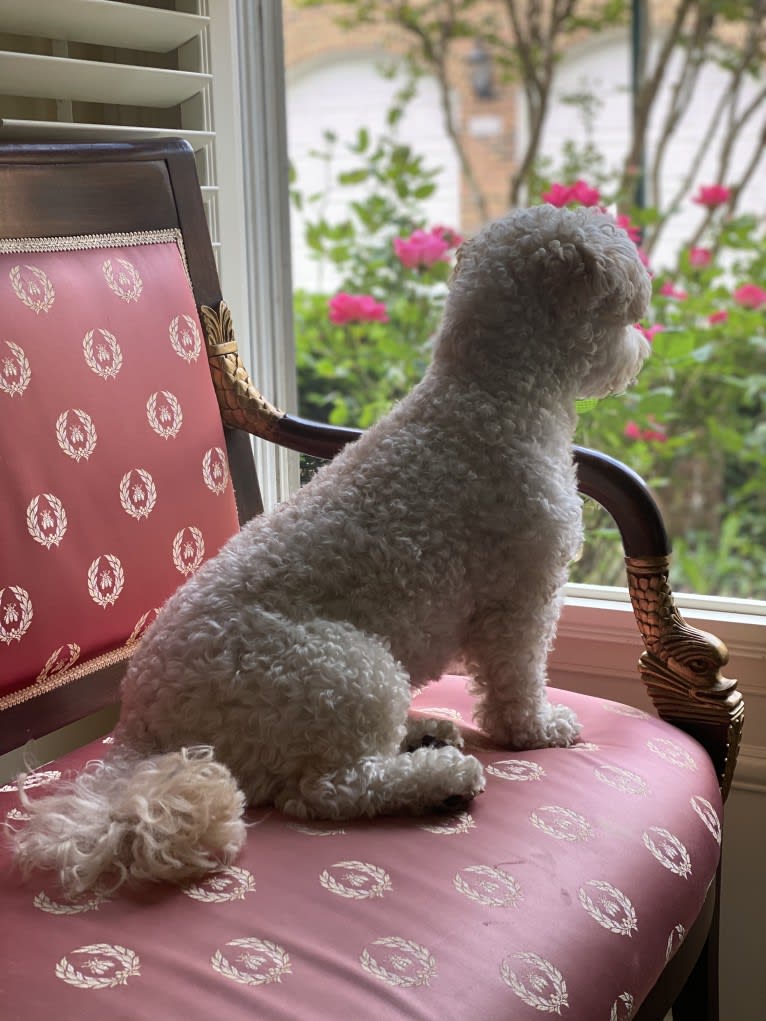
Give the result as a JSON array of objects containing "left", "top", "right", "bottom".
[
  {"left": 0, "top": 239, "right": 240, "bottom": 704},
  {"left": 0, "top": 676, "right": 723, "bottom": 1020}
]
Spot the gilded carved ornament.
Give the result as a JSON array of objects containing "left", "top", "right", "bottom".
[
  {"left": 625, "top": 555, "right": 743, "bottom": 797},
  {"left": 200, "top": 301, "right": 285, "bottom": 441}
]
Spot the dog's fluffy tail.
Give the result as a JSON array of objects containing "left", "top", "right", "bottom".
[{"left": 12, "top": 747, "right": 247, "bottom": 896}]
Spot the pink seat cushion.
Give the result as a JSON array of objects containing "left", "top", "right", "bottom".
[{"left": 1, "top": 676, "right": 722, "bottom": 1020}]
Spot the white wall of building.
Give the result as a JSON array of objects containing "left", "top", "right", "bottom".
[
  {"left": 286, "top": 54, "right": 460, "bottom": 291},
  {"left": 534, "top": 32, "right": 766, "bottom": 268}
]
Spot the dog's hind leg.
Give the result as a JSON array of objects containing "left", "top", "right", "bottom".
[
  {"left": 264, "top": 618, "right": 484, "bottom": 819},
  {"left": 277, "top": 744, "right": 485, "bottom": 820}
]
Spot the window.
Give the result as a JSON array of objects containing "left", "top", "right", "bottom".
[
  {"left": 282, "top": 3, "right": 766, "bottom": 605},
  {"left": 279, "top": 3, "right": 764, "bottom": 732},
  {"left": 537, "top": 30, "right": 766, "bottom": 603}
]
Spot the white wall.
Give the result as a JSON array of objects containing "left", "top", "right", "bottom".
[
  {"left": 534, "top": 32, "right": 766, "bottom": 269},
  {"left": 286, "top": 53, "right": 460, "bottom": 291}
]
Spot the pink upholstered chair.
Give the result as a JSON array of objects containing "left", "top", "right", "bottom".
[{"left": 0, "top": 140, "right": 743, "bottom": 1021}]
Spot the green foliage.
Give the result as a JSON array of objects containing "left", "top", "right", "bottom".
[
  {"left": 294, "top": 290, "right": 433, "bottom": 428},
  {"left": 571, "top": 236, "right": 766, "bottom": 598},
  {"left": 292, "top": 87, "right": 450, "bottom": 428},
  {"left": 290, "top": 60, "right": 765, "bottom": 600}
]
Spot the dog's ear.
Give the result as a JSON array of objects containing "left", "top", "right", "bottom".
[
  {"left": 577, "top": 230, "right": 650, "bottom": 323},
  {"left": 524, "top": 228, "right": 649, "bottom": 325}
]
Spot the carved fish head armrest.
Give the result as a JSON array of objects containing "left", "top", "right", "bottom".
[{"left": 626, "top": 556, "right": 744, "bottom": 799}]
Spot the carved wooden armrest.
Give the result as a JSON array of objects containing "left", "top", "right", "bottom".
[
  {"left": 577, "top": 449, "right": 743, "bottom": 798},
  {"left": 200, "top": 301, "right": 285, "bottom": 442},
  {"left": 626, "top": 557, "right": 743, "bottom": 798},
  {"left": 201, "top": 300, "right": 360, "bottom": 457}
]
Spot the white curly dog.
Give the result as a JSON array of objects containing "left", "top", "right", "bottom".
[{"left": 14, "top": 204, "right": 651, "bottom": 895}]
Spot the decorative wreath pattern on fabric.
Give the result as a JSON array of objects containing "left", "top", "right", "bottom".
[
  {"left": 0, "top": 677, "right": 726, "bottom": 1019},
  {"left": 0, "top": 229, "right": 240, "bottom": 710}
]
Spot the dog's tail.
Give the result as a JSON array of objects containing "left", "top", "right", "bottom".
[{"left": 11, "top": 746, "right": 247, "bottom": 896}]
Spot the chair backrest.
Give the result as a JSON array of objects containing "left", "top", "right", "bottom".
[{"left": 0, "top": 139, "right": 261, "bottom": 753}]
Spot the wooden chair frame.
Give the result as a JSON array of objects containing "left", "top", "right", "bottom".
[{"left": 0, "top": 138, "right": 743, "bottom": 1021}]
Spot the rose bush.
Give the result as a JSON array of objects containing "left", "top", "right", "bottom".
[
  {"left": 293, "top": 127, "right": 765, "bottom": 597},
  {"left": 548, "top": 178, "right": 766, "bottom": 596}
]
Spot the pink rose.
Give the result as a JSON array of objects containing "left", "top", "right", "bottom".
[
  {"left": 568, "top": 179, "right": 601, "bottom": 207},
  {"left": 623, "top": 421, "right": 642, "bottom": 440},
  {"left": 328, "top": 292, "right": 389, "bottom": 325},
  {"left": 689, "top": 247, "right": 712, "bottom": 268},
  {"left": 733, "top": 283, "right": 766, "bottom": 309},
  {"left": 615, "top": 214, "right": 642, "bottom": 245},
  {"left": 542, "top": 183, "right": 571, "bottom": 207},
  {"left": 660, "top": 281, "right": 688, "bottom": 300},
  {"left": 642, "top": 427, "right": 667, "bottom": 443},
  {"left": 394, "top": 229, "right": 451, "bottom": 269},
  {"left": 431, "top": 225, "right": 463, "bottom": 249},
  {"left": 624, "top": 420, "right": 667, "bottom": 443},
  {"left": 637, "top": 323, "right": 664, "bottom": 343},
  {"left": 692, "top": 184, "right": 731, "bottom": 207},
  {"left": 541, "top": 180, "right": 601, "bottom": 207},
  {"left": 708, "top": 309, "right": 729, "bottom": 324}
]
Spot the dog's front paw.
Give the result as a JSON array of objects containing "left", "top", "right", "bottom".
[
  {"left": 429, "top": 752, "right": 485, "bottom": 813},
  {"left": 540, "top": 703, "right": 581, "bottom": 747},
  {"left": 435, "top": 792, "right": 479, "bottom": 814},
  {"left": 487, "top": 703, "right": 581, "bottom": 750}
]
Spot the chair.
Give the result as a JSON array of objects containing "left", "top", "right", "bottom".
[{"left": 0, "top": 139, "right": 743, "bottom": 1021}]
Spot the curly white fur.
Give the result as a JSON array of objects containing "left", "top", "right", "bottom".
[{"left": 12, "top": 205, "right": 651, "bottom": 895}]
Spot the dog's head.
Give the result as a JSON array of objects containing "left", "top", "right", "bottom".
[{"left": 438, "top": 204, "right": 652, "bottom": 398}]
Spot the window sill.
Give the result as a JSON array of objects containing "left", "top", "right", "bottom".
[{"left": 556, "top": 586, "right": 766, "bottom": 794}]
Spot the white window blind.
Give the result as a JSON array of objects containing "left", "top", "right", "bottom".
[
  {"left": 0, "top": 0, "right": 298, "bottom": 507},
  {"left": 0, "top": 0, "right": 223, "bottom": 265}
]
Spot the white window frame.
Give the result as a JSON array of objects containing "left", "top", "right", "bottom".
[{"left": 208, "top": 0, "right": 299, "bottom": 509}]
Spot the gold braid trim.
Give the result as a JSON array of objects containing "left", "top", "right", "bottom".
[
  {"left": 626, "top": 555, "right": 744, "bottom": 798},
  {"left": 0, "top": 644, "right": 133, "bottom": 712},
  {"left": 200, "top": 301, "right": 285, "bottom": 441},
  {"left": 0, "top": 228, "right": 184, "bottom": 256}
]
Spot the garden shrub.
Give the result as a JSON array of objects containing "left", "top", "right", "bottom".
[{"left": 292, "top": 120, "right": 765, "bottom": 598}]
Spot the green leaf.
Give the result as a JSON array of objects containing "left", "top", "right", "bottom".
[
  {"left": 353, "top": 127, "right": 370, "bottom": 153},
  {"left": 576, "top": 399, "right": 600, "bottom": 415},
  {"left": 387, "top": 105, "right": 403, "bottom": 127},
  {"left": 338, "top": 168, "right": 370, "bottom": 185}
]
